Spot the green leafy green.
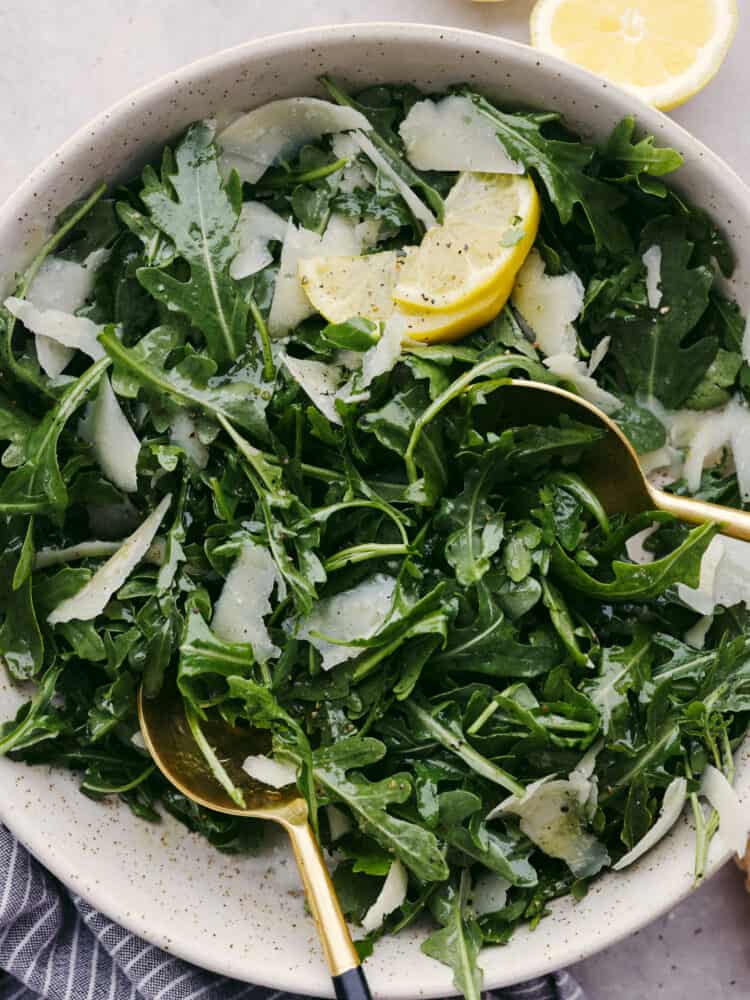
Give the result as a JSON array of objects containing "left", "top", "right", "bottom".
[
  {"left": 422, "top": 873, "right": 483, "bottom": 1000},
  {"left": 0, "top": 357, "right": 109, "bottom": 515},
  {"left": 466, "top": 91, "right": 630, "bottom": 253},
  {"left": 552, "top": 522, "right": 719, "bottom": 600},
  {"left": 136, "top": 123, "right": 247, "bottom": 366},
  {"left": 609, "top": 217, "right": 716, "bottom": 407},
  {"left": 602, "top": 116, "right": 683, "bottom": 197}
]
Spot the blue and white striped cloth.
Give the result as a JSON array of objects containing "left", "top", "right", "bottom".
[{"left": 0, "top": 824, "right": 585, "bottom": 1000}]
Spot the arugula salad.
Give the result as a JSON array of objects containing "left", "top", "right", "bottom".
[{"left": 2, "top": 79, "right": 750, "bottom": 997}]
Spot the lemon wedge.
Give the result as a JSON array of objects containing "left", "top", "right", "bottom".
[
  {"left": 299, "top": 247, "right": 518, "bottom": 344},
  {"left": 530, "top": 0, "right": 737, "bottom": 111},
  {"left": 391, "top": 173, "right": 540, "bottom": 314},
  {"left": 299, "top": 250, "right": 410, "bottom": 326}
]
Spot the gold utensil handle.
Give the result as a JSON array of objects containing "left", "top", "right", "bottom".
[
  {"left": 651, "top": 486, "right": 750, "bottom": 542},
  {"left": 284, "top": 818, "right": 361, "bottom": 978}
]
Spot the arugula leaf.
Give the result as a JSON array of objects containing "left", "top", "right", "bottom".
[
  {"left": 88, "top": 672, "right": 137, "bottom": 741},
  {"left": 0, "top": 519, "right": 43, "bottom": 679},
  {"left": 136, "top": 123, "right": 247, "bottom": 366},
  {"left": 434, "top": 583, "right": 560, "bottom": 679},
  {"left": 551, "top": 522, "right": 719, "bottom": 601},
  {"left": 435, "top": 469, "right": 504, "bottom": 587},
  {"left": 684, "top": 349, "right": 742, "bottom": 410},
  {"left": 360, "top": 383, "right": 447, "bottom": 505},
  {"left": 435, "top": 791, "right": 537, "bottom": 885},
  {"left": 0, "top": 391, "right": 36, "bottom": 468},
  {"left": 177, "top": 610, "right": 254, "bottom": 712},
  {"left": 422, "top": 872, "right": 483, "bottom": 1000},
  {"left": 100, "top": 326, "right": 271, "bottom": 442},
  {"left": 0, "top": 357, "right": 109, "bottom": 515},
  {"left": 610, "top": 217, "right": 716, "bottom": 407},
  {"left": 601, "top": 117, "right": 683, "bottom": 197},
  {"left": 314, "top": 737, "right": 449, "bottom": 882},
  {"left": 0, "top": 667, "right": 66, "bottom": 755},
  {"left": 613, "top": 396, "right": 667, "bottom": 454},
  {"left": 465, "top": 91, "right": 630, "bottom": 254},
  {"left": 404, "top": 698, "right": 525, "bottom": 797},
  {"left": 582, "top": 628, "right": 653, "bottom": 735},
  {"left": 321, "top": 317, "right": 381, "bottom": 352}
]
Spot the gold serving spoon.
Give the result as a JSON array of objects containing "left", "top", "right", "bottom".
[
  {"left": 138, "top": 682, "right": 371, "bottom": 1000},
  {"left": 500, "top": 380, "right": 750, "bottom": 540}
]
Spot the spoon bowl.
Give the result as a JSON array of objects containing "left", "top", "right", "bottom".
[
  {"left": 138, "top": 682, "right": 371, "bottom": 1000},
  {"left": 502, "top": 380, "right": 750, "bottom": 540}
]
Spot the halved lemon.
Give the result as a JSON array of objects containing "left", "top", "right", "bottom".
[
  {"left": 299, "top": 248, "right": 513, "bottom": 343},
  {"left": 530, "top": 0, "right": 738, "bottom": 111},
  {"left": 299, "top": 250, "right": 410, "bottom": 326},
  {"left": 391, "top": 172, "right": 541, "bottom": 315}
]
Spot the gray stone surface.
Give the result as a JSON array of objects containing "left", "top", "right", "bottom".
[{"left": 1, "top": 2, "right": 749, "bottom": 996}]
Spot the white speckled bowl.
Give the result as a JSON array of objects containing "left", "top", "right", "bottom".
[{"left": 1, "top": 22, "right": 749, "bottom": 999}]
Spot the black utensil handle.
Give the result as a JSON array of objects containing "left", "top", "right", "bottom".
[{"left": 333, "top": 966, "right": 373, "bottom": 1000}]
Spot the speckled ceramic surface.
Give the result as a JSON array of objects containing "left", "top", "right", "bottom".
[{"left": 1, "top": 22, "right": 749, "bottom": 999}]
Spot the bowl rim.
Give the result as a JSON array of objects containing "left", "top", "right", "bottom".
[{"left": 1, "top": 20, "right": 748, "bottom": 997}]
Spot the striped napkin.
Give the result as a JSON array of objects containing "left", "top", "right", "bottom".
[{"left": 0, "top": 824, "right": 585, "bottom": 1000}]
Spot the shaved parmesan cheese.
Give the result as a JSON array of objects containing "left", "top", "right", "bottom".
[
  {"left": 27, "top": 249, "right": 109, "bottom": 313},
  {"left": 23, "top": 248, "right": 109, "bottom": 375},
  {"left": 543, "top": 353, "right": 622, "bottom": 414},
  {"left": 354, "top": 219, "right": 381, "bottom": 249},
  {"left": 4, "top": 297, "right": 104, "bottom": 377},
  {"left": 613, "top": 777, "right": 688, "bottom": 870},
  {"left": 350, "top": 131, "right": 437, "bottom": 231},
  {"left": 268, "top": 215, "right": 362, "bottom": 335},
  {"left": 324, "top": 213, "right": 368, "bottom": 254},
  {"left": 242, "top": 754, "right": 297, "bottom": 789},
  {"left": 48, "top": 494, "right": 171, "bottom": 624},
  {"left": 624, "top": 525, "right": 658, "bottom": 565},
  {"left": 685, "top": 613, "right": 714, "bottom": 649},
  {"left": 678, "top": 536, "right": 750, "bottom": 613},
  {"left": 283, "top": 355, "right": 346, "bottom": 425},
  {"left": 331, "top": 133, "right": 376, "bottom": 194},
  {"left": 36, "top": 336, "right": 75, "bottom": 381},
  {"left": 231, "top": 201, "right": 288, "bottom": 280},
  {"left": 642, "top": 245, "right": 663, "bottom": 309},
  {"left": 640, "top": 445, "right": 683, "bottom": 478},
  {"left": 399, "top": 96, "right": 523, "bottom": 174},
  {"left": 511, "top": 251, "right": 584, "bottom": 357},
  {"left": 296, "top": 574, "right": 397, "bottom": 670},
  {"left": 326, "top": 804, "right": 353, "bottom": 842},
  {"left": 361, "top": 860, "right": 408, "bottom": 932},
  {"left": 701, "top": 764, "right": 749, "bottom": 856},
  {"left": 681, "top": 397, "right": 750, "bottom": 500},
  {"left": 92, "top": 376, "right": 140, "bottom": 493},
  {"left": 470, "top": 873, "right": 510, "bottom": 916},
  {"left": 574, "top": 741, "right": 603, "bottom": 781},
  {"left": 494, "top": 773, "right": 609, "bottom": 878},
  {"left": 217, "top": 98, "right": 371, "bottom": 184},
  {"left": 170, "top": 410, "right": 209, "bottom": 469},
  {"left": 682, "top": 407, "right": 732, "bottom": 494},
  {"left": 361, "top": 314, "right": 405, "bottom": 388},
  {"left": 212, "top": 542, "right": 286, "bottom": 662},
  {"left": 131, "top": 730, "right": 147, "bottom": 750},
  {"left": 634, "top": 395, "right": 750, "bottom": 486},
  {"left": 587, "top": 336, "right": 611, "bottom": 376}
]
